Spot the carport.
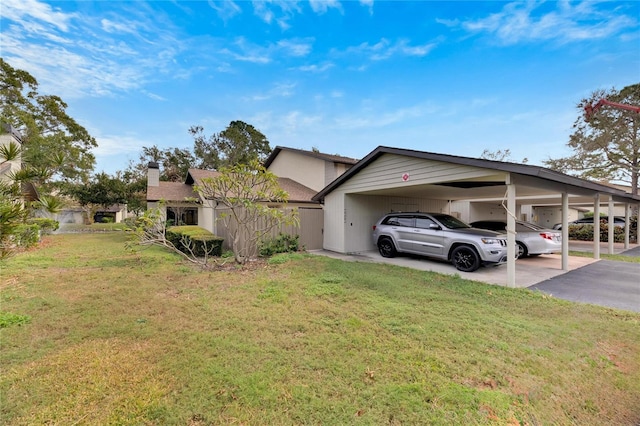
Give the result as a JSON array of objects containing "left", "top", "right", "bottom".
[{"left": 312, "top": 146, "right": 640, "bottom": 288}]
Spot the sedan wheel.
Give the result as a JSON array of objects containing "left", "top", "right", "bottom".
[
  {"left": 516, "top": 241, "right": 528, "bottom": 258},
  {"left": 451, "top": 246, "right": 481, "bottom": 272}
]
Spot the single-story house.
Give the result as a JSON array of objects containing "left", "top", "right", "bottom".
[
  {"left": 146, "top": 163, "right": 323, "bottom": 249},
  {"left": 312, "top": 146, "right": 640, "bottom": 288}
]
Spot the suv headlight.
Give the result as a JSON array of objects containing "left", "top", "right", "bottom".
[{"left": 481, "top": 238, "right": 500, "bottom": 245}]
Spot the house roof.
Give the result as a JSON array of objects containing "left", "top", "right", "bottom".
[
  {"left": 276, "top": 178, "right": 318, "bottom": 203},
  {"left": 312, "top": 146, "right": 640, "bottom": 204},
  {"left": 146, "top": 181, "right": 200, "bottom": 202},
  {"left": 150, "top": 168, "right": 318, "bottom": 203},
  {"left": 264, "top": 146, "right": 359, "bottom": 169}
]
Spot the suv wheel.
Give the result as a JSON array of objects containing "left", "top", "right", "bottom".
[
  {"left": 378, "top": 237, "right": 397, "bottom": 258},
  {"left": 451, "top": 246, "right": 480, "bottom": 272}
]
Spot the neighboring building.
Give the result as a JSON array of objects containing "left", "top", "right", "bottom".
[
  {"left": 264, "top": 146, "right": 359, "bottom": 192},
  {"left": 0, "top": 124, "right": 22, "bottom": 182}
]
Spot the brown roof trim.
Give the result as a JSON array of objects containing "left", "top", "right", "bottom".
[
  {"left": 264, "top": 146, "right": 359, "bottom": 169},
  {"left": 312, "top": 146, "right": 640, "bottom": 203}
]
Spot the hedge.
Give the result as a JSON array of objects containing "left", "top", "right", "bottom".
[
  {"left": 568, "top": 224, "right": 632, "bottom": 243},
  {"left": 27, "top": 217, "right": 59, "bottom": 234},
  {"left": 166, "top": 226, "right": 224, "bottom": 257}
]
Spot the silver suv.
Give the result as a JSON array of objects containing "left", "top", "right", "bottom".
[{"left": 372, "top": 212, "right": 508, "bottom": 272}]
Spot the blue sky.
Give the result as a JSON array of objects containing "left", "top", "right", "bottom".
[{"left": 2, "top": 0, "right": 639, "bottom": 175}]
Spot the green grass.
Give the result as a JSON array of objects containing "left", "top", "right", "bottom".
[
  {"left": 57, "top": 222, "right": 129, "bottom": 233},
  {"left": 569, "top": 250, "right": 640, "bottom": 263},
  {"left": 1, "top": 233, "right": 639, "bottom": 425}
]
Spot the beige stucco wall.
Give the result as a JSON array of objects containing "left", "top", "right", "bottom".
[
  {"left": 267, "top": 150, "right": 326, "bottom": 192},
  {"left": 321, "top": 154, "right": 504, "bottom": 253},
  {"left": 0, "top": 132, "right": 21, "bottom": 182}
]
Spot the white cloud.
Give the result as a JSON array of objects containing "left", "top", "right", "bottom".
[
  {"left": 459, "top": 1, "right": 638, "bottom": 44},
  {"left": 298, "top": 62, "right": 334, "bottom": 72},
  {"left": 249, "top": 83, "right": 297, "bottom": 101},
  {"left": 101, "top": 18, "right": 137, "bottom": 34},
  {"left": 345, "top": 38, "right": 437, "bottom": 61},
  {"left": 309, "top": 0, "right": 343, "bottom": 14},
  {"left": 93, "top": 134, "right": 150, "bottom": 157},
  {"left": 277, "top": 39, "right": 313, "bottom": 56},
  {"left": 334, "top": 102, "right": 439, "bottom": 130},
  {"left": 360, "top": 0, "right": 374, "bottom": 15},
  {"left": 207, "top": 0, "right": 242, "bottom": 21},
  {"left": 1, "top": 1, "right": 190, "bottom": 99},
  {"left": 1, "top": 0, "right": 74, "bottom": 31},
  {"left": 222, "top": 37, "right": 313, "bottom": 64},
  {"left": 252, "top": 0, "right": 303, "bottom": 29}
]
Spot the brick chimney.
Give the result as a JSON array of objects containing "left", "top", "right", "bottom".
[{"left": 148, "top": 161, "right": 159, "bottom": 187}]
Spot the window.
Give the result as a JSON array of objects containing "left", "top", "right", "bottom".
[
  {"left": 415, "top": 217, "right": 437, "bottom": 229},
  {"left": 385, "top": 216, "right": 414, "bottom": 227}
]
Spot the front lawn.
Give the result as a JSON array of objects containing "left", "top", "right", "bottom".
[{"left": 1, "top": 233, "right": 639, "bottom": 425}]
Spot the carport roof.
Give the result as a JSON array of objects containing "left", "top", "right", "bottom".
[{"left": 312, "top": 146, "right": 640, "bottom": 204}]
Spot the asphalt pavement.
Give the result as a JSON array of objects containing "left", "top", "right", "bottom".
[{"left": 530, "top": 259, "right": 640, "bottom": 313}]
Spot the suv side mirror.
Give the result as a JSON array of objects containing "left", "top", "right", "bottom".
[{"left": 429, "top": 224, "right": 441, "bottom": 230}]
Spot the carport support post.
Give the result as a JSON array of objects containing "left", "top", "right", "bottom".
[
  {"left": 562, "top": 193, "right": 569, "bottom": 271},
  {"left": 506, "top": 178, "right": 516, "bottom": 288},
  {"left": 608, "top": 197, "right": 615, "bottom": 255},
  {"left": 593, "top": 194, "right": 600, "bottom": 260},
  {"left": 624, "top": 203, "right": 630, "bottom": 249}
]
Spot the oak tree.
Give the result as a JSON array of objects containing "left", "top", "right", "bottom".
[
  {"left": 544, "top": 83, "right": 640, "bottom": 195},
  {"left": 189, "top": 120, "right": 271, "bottom": 170},
  {"left": 0, "top": 58, "right": 97, "bottom": 184}
]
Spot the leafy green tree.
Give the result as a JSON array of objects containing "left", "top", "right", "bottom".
[
  {"left": 189, "top": 120, "right": 271, "bottom": 170},
  {"left": 0, "top": 58, "right": 97, "bottom": 185},
  {"left": 162, "top": 147, "right": 196, "bottom": 182},
  {"left": 128, "top": 145, "right": 194, "bottom": 183},
  {"left": 544, "top": 83, "right": 640, "bottom": 195},
  {"left": 195, "top": 160, "right": 298, "bottom": 264},
  {"left": 119, "top": 168, "right": 147, "bottom": 216},
  {"left": 63, "top": 172, "right": 128, "bottom": 224}
]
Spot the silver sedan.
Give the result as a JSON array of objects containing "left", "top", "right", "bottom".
[{"left": 470, "top": 220, "right": 562, "bottom": 258}]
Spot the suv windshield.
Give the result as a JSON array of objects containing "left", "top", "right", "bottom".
[{"left": 431, "top": 214, "right": 471, "bottom": 229}]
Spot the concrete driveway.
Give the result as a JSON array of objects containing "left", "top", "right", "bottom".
[{"left": 309, "top": 250, "right": 597, "bottom": 288}]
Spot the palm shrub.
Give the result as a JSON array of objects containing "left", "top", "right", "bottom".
[{"left": 259, "top": 233, "right": 299, "bottom": 256}]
